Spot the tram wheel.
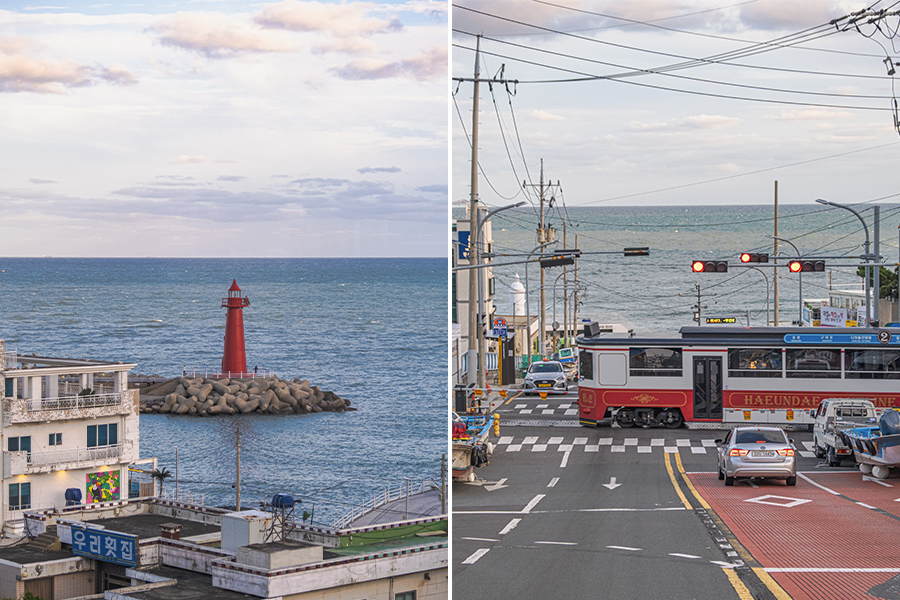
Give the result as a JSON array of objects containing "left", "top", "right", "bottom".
[
  {"left": 615, "top": 409, "right": 635, "bottom": 428},
  {"left": 659, "top": 409, "right": 683, "bottom": 429}
]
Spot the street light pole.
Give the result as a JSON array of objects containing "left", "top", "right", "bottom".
[
  {"left": 816, "top": 199, "right": 872, "bottom": 326},
  {"left": 747, "top": 266, "right": 770, "bottom": 326},
  {"left": 525, "top": 241, "right": 558, "bottom": 369},
  {"left": 769, "top": 235, "right": 802, "bottom": 325},
  {"left": 552, "top": 268, "right": 579, "bottom": 348}
]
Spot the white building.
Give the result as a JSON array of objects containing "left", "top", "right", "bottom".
[
  {"left": 451, "top": 208, "right": 496, "bottom": 385},
  {"left": 0, "top": 340, "right": 152, "bottom": 536}
]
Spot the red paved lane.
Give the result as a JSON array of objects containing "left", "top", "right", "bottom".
[{"left": 690, "top": 471, "right": 900, "bottom": 600}]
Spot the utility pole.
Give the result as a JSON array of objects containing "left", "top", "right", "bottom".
[
  {"left": 773, "top": 181, "right": 780, "bottom": 327},
  {"left": 573, "top": 234, "right": 579, "bottom": 342},
  {"left": 456, "top": 35, "right": 517, "bottom": 386},
  {"left": 175, "top": 446, "right": 179, "bottom": 500},
  {"left": 684, "top": 283, "right": 715, "bottom": 325},
  {"left": 236, "top": 427, "right": 242, "bottom": 511},
  {"left": 562, "top": 222, "right": 568, "bottom": 348},
  {"left": 466, "top": 35, "right": 481, "bottom": 387},
  {"left": 523, "top": 160, "right": 558, "bottom": 357},
  {"left": 875, "top": 205, "right": 881, "bottom": 325}
]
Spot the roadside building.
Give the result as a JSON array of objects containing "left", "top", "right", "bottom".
[
  {"left": 0, "top": 340, "right": 155, "bottom": 537},
  {"left": 3, "top": 497, "right": 447, "bottom": 599}
]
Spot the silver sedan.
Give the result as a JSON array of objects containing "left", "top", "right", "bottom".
[
  {"left": 715, "top": 427, "right": 797, "bottom": 486},
  {"left": 523, "top": 360, "right": 568, "bottom": 394}
]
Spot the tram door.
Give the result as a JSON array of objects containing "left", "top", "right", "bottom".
[{"left": 693, "top": 357, "right": 723, "bottom": 420}]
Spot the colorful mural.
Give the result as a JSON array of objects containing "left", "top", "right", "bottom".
[{"left": 86, "top": 470, "right": 120, "bottom": 503}]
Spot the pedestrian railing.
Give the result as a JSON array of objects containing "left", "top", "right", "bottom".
[
  {"left": 183, "top": 368, "right": 277, "bottom": 379},
  {"left": 26, "top": 392, "right": 126, "bottom": 413},
  {"left": 330, "top": 479, "right": 441, "bottom": 529}
]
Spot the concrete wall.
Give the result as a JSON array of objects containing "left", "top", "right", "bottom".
[
  {"left": 53, "top": 571, "right": 94, "bottom": 600},
  {"left": 280, "top": 570, "right": 448, "bottom": 600}
]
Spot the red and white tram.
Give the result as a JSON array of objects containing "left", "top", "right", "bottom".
[{"left": 577, "top": 326, "right": 900, "bottom": 428}]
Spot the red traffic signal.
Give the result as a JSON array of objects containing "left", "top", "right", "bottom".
[
  {"left": 788, "top": 260, "right": 825, "bottom": 272},
  {"left": 740, "top": 252, "right": 769, "bottom": 263},
  {"left": 691, "top": 260, "right": 728, "bottom": 273}
]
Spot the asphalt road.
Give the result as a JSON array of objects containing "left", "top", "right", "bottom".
[{"left": 452, "top": 387, "right": 836, "bottom": 600}]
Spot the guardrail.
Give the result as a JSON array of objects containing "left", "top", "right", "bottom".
[
  {"left": 26, "top": 392, "right": 126, "bottom": 413},
  {"left": 183, "top": 368, "right": 277, "bottom": 379},
  {"left": 330, "top": 479, "right": 440, "bottom": 529},
  {"left": 29, "top": 444, "right": 124, "bottom": 468}
]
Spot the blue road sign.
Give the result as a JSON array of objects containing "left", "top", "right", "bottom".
[
  {"left": 72, "top": 526, "right": 137, "bottom": 567},
  {"left": 458, "top": 231, "right": 470, "bottom": 260},
  {"left": 493, "top": 317, "right": 508, "bottom": 338},
  {"left": 783, "top": 332, "right": 900, "bottom": 346}
]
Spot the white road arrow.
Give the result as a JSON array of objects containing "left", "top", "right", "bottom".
[
  {"left": 602, "top": 477, "right": 622, "bottom": 490},
  {"left": 485, "top": 478, "right": 509, "bottom": 491},
  {"left": 863, "top": 475, "right": 893, "bottom": 487}
]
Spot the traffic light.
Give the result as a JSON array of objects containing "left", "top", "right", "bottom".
[
  {"left": 540, "top": 254, "right": 576, "bottom": 268},
  {"left": 740, "top": 252, "right": 769, "bottom": 263},
  {"left": 691, "top": 260, "right": 728, "bottom": 273},
  {"left": 788, "top": 260, "right": 825, "bottom": 272}
]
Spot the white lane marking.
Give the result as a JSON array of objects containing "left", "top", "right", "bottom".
[
  {"left": 624, "top": 438, "right": 638, "bottom": 446},
  {"left": 607, "top": 545, "right": 642, "bottom": 551},
  {"left": 533, "top": 444, "right": 548, "bottom": 452},
  {"left": 519, "top": 409, "right": 533, "bottom": 414},
  {"left": 862, "top": 475, "right": 894, "bottom": 487},
  {"left": 498, "top": 436, "right": 513, "bottom": 445},
  {"left": 690, "top": 447, "right": 707, "bottom": 454},
  {"left": 549, "top": 436, "right": 564, "bottom": 444},
  {"left": 548, "top": 477, "right": 559, "bottom": 488},
  {"left": 711, "top": 561, "right": 741, "bottom": 568},
  {"left": 651, "top": 439, "right": 665, "bottom": 446},
  {"left": 857, "top": 502, "right": 877, "bottom": 510},
  {"left": 637, "top": 446, "right": 652, "bottom": 453},
  {"left": 602, "top": 477, "right": 622, "bottom": 490},
  {"left": 462, "top": 548, "right": 490, "bottom": 564},
  {"left": 542, "top": 409, "right": 555, "bottom": 415},
  {"left": 507, "top": 444, "right": 522, "bottom": 452},
  {"left": 560, "top": 450, "right": 571, "bottom": 468},
  {"left": 522, "top": 494, "right": 545, "bottom": 514},
  {"left": 535, "top": 541, "right": 577, "bottom": 545},
  {"left": 767, "top": 567, "right": 900, "bottom": 573},
  {"left": 573, "top": 437, "right": 588, "bottom": 445},
  {"left": 744, "top": 495, "right": 811, "bottom": 508},
  {"left": 676, "top": 439, "right": 690, "bottom": 446},
  {"left": 702, "top": 439, "right": 717, "bottom": 447},
  {"left": 559, "top": 444, "right": 574, "bottom": 452},
  {"left": 670, "top": 553, "right": 702, "bottom": 559},
  {"left": 598, "top": 438, "right": 613, "bottom": 445},
  {"left": 565, "top": 408, "right": 578, "bottom": 415},
  {"left": 798, "top": 473, "right": 841, "bottom": 495},
  {"left": 523, "top": 436, "right": 538, "bottom": 444},
  {"left": 462, "top": 537, "right": 499, "bottom": 542},
  {"left": 498, "top": 518, "right": 522, "bottom": 535},
  {"left": 611, "top": 446, "right": 626, "bottom": 453},
  {"left": 485, "top": 478, "right": 508, "bottom": 491},
  {"left": 798, "top": 451, "right": 816, "bottom": 458}
]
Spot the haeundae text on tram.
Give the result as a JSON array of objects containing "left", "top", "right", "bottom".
[{"left": 576, "top": 326, "right": 900, "bottom": 429}]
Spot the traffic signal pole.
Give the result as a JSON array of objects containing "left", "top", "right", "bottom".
[{"left": 466, "top": 36, "right": 480, "bottom": 387}]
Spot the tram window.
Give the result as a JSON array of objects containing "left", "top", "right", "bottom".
[
  {"left": 580, "top": 350, "right": 594, "bottom": 381},
  {"left": 629, "top": 348, "right": 683, "bottom": 377},
  {"left": 786, "top": 349, "right": 840, "bottom": 378},
  {"left": 727, "top": 348, "right": 783, "bottom": 378},
  {"left": 845, "top": 349, "right": 900, "bottom": 379}
]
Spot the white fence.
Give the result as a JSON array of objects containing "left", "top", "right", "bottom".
[
  {"left": 26, "top": 392, "right": 126, "bottom": 413},
  {"left": 330, "top": 479, "right": 441, "bottom": 529},
  {"left": 27, "top": 444, "right": 124, "bottom": 468}
]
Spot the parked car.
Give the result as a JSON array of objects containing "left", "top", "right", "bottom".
[
  {"left": 523, "top": 360, "right": 568, "bottom": 394},
  {"left": 715, "top": 427, "right": 797, "bottom": 486}
]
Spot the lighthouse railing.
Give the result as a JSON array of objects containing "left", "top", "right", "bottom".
[{"left": 184, "top": 368, "right": 276, "bottom": 380}]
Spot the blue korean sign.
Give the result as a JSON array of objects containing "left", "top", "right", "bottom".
[
  {"left": 493, "top": 317, "right": 508, "bottom": 338},
  {"left": 784, "top": 332, "right": 900, "bottom": 346},
  {"left": 72, "top": 526, "right": 137, "bottom": 567},
  {"left": 457, "top": 231, "right": 470, "bottom": 260}
]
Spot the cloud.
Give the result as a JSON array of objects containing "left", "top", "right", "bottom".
[
  {"left": 358, "top": 166, "right": 401, "bottom": 174},
  {"left": 628, "top": 114, "right": 740, "bottom": 132},
  {"left": 29, "top": 178, "right": 56, "bottom": 184},
  {"left": 417, "top": 184, "right": 447, "bottom": 193},
  {"left": 332, "top": 46, "right": 445, "bottom": 80},
  {"left": 150, "top": 12, "right": 294, "bottom": 58},
  {"left": 254, "top": 1, "right": 402, "bottom": 38},
  {"left": 218, "top": 175, "right": 247, "bottom": 182},
  {"left": 171, "top": 155, "right": 207, "bottom": 164},
  {"left": 532, "top": 109, "right": 564, "bottom": 121},
  {"left": 766, "top": 109, "right": 851, "bottom": 122},
  {"left": 0, "top": 37, "right": 137, "bottom": 93},
  {"left": 98, "top": 63, "right": 137, "bottom": 85},
  {"left": 737, "top": 0, "right": 851, "bottom": 31}
]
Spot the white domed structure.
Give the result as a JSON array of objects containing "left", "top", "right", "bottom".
[{"left": 510, "top": 274, "right": 526, "bottom": 316}]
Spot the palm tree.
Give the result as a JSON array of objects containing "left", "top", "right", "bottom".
[{"left": 151, "top": 467, "right": 172, "bottom": 496}]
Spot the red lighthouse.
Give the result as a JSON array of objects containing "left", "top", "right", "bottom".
[{"left": 221, "top": 279, "right": 250, "bottom": 375}]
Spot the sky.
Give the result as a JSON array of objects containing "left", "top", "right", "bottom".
[
  {"left": 0, "top": 0, "right": 447, "bottom": 257},
  {"left": 452, "top": 0, "right": 900, "bottom": 214}
]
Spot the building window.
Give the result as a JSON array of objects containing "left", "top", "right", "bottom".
[
  {"left": 488, "top": 276, "right": 495, "bottom": 296},
  {"left": 9, "top": 482, "right": 31, "bottom": 510},
  {"left": 49, "top": 433, "right": 62, "bottom": 446},
  {"left": 87, "top": 423, "right": 118, "bottom": 448},
  {"left": 8, "top": 436, "right": 31, "bottom": 461},
  {"left": 394, "top": 593, "right": 416, "bottom": 600}
]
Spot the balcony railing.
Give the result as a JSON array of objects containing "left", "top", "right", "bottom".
[
  {"left": 26, "top": 392, "right": 126, "bottom": 413},
  {"left": 9, "top": 444, "right": 124, "bottom": 474}
]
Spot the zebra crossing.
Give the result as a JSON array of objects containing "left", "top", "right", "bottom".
[
  {"left": 495, "top": 436, "right": 817, "bottom": 457},
  {"left": 505, "top": 402, "right": 579, "bottom": 417}
]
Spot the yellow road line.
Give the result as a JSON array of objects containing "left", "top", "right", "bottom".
[
  {"left": 503, "top": 391, "right": 523, "bottom": 405},
  {"left": 723, "top": 568, "right": 754, "bottom": 600},
  {"left": 752, "top": 568, "right": 794, "bottom": 600},
  {"left": 674, "top": 452, "right": 712, "bottom": 510},
  {"left": 663, "top": 452, "right": 692, "bottom": 510}
]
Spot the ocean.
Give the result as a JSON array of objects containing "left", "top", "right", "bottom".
[
  {"left": 463, "top": 203, "right": 900, "bottom": 335},
  {"left": 0, "top": 258, "right": 446, "bottom": 525}
]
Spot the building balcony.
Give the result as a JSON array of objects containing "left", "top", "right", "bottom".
[
  {"left": 5, "top": 443, "right": 129, "bottom": 475},
  {"left": 3, "top": 390, "right": 135, "bottom": 425}
]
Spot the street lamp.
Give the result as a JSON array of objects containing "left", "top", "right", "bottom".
[
  {"left": 768, "top": 235, "right": 802, "bottom": 325},
  {"left": 525, "top": 241, "right": 558, "bottom": 368},
  {"left": 746, "top": 266, "right": 770, "bottom": 326},
  {"left": 552, "top": 268, "right": 579, "bottom": 349},
  {"left": 469, "top": 201, "right": 526, "bottom": 387},
  {"left": 815, "top": 199, "right": 872, "bottom": 326}
]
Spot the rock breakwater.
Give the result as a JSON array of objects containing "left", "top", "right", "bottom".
[{"left": 139, "top": 376, "right": 354, "bottom": 416}]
